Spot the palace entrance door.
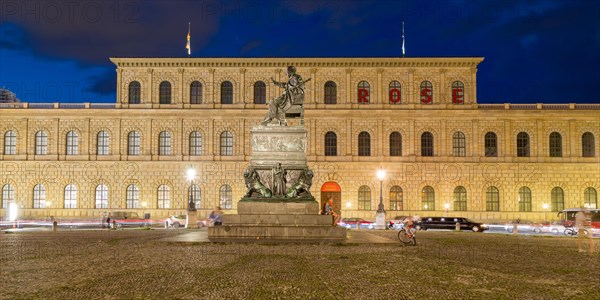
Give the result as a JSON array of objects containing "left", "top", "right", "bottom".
[{"left": 320, "top": 181, "right": 341, "bottom": 215}]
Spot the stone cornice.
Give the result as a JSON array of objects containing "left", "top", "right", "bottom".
[{"left": 109, "top": 57, "right": 485, "bottom": 69}]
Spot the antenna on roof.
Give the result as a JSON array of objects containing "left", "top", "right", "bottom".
[
  {"left": 402, "top": 19, "right": 406, "bottom": 58},
  {"left": 186, "top": 22, "right": 191, "bottom": 57}
]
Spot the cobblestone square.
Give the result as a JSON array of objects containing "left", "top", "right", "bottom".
[{"left": 1, "top": 229, "right": 599, "bottom": 299}]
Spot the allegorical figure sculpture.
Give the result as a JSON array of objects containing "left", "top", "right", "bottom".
[
  {"left": 286, "top": 169, "right": 314, "bottom": 198},
  {"left": 271, "top": 163, "right": 287, "bottom": 196},
  {"left": 243, "top": 167, "right": 272, "bottom": 198},
  {"left": 261, "top": 65, "right": 310, "bottom": 126}
]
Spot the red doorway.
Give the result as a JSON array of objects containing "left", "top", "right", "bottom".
[{"left": 320, "top": 181, "right": 341, "bottom": 215}]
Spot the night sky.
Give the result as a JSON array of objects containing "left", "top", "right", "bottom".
[{"left": 1, "top": 0, "right": 599, "bottom": 104}]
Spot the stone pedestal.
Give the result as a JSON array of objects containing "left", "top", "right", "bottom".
[
  {"left": 375, "top": 212, "right": 386, "bottom": 230},
  {"left": 186, "top": 210, "right": 197, "bottom": 229},
  {"left": 209, "top": 202, "right": 346, "bottom": 242},
  {"left": 208, "top": 122, "right": 347, "bottom": 243}
]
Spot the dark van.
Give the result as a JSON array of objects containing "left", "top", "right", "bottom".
[{"left": 417, "top": 217, "right": 486, "bottom": 232}]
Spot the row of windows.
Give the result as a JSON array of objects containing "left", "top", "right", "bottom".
[
  {"left": 325, "top": 131, "right": 596, "bottom": 158},
  {"left": 4, "top": 183, "right": 596, "bottom": 211},
  {"left": 355, "top": 185, "right": 598, "bottom": 211},
  {"left": 1, "top": 183, "right": 233, "bottom": 210},
  {"left": 2, "top": 130, "right": 596, "bottom": 158},
  {"left": 128, "top": 80, "right": 466, "bottom": 105}
]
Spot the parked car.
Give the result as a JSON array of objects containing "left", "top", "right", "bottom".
[
  {"left": 387, "top": 216, "right": 409, "bottom": 230},
  {"left": 504, "top": 219, "right": 542, "bottom": 233},
  {"left": 165, "top": 215, "right": 210, "bottom": 228},
  {"left": 536, "top": 221, "right": 566, "bottom": 235},
  {"left": 111, "top": 211, "right": 150, "bottom": 228},
  {"left": 339, "top": 218, "right": 375, "bottom": 229},
  {"left": 417, "top": 217, "right": 487, "bottom": 232}
]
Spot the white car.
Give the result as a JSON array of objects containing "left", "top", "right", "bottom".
[{"left": 165, "top": 215, "right": 210, "bottom": 228}]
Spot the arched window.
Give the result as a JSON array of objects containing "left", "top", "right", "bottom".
[
  {"left": 127, "top": 131, "right": 141, "bottom": 156},
  {"left": 420, "top": 81, "right": 433, "bottom": 104},
  {"left": 190, "top": 81, "right": 202, "bottom": 104},
  {"left": 451, "top": 81, "right": 464, "bottom": 104},
  {"left": 324, "top": 81, "right": 337, "bottom": 104},
  {"left": 422, "top": 186, "right": 435, "bottom": 210},
  {"left": 390, "top": 132, "right": 402, "bottom": 156},
  {"left": 358, "top": 131, "right": 371, "bottom": 156},
  {"left": 551, "top": 187, "right": 564, "bottom": 212},
  {"left": 126, "top": 184, "right": 139, "bottom": 209},
  {"left": 389, "top": 186, "right": 403, "bottom": 211},
  {"left": 189, "top": 131, "right": 202, "bottom": 156},
  {"left": 454, "top": 186, "right": 467, "bottom": 211},
  {"left": 95, "top": 184, "right": 108, "bottom": 209},
  {"left": 159, "top": 81, "right": 172, "bottom": 104},
  {"left": 484, "top": 132, "right": 498, "bottom": 157},
  {"left": 220, "top": 131, "right": 233, "bottom": 156},
  {"left": 97, "top": 131, "right": 110, "bottom": 155},
  {"left": 158, "top": 131, "right": 171, "bottom": 155},
  {"left": 358, "top": 186, "right": 371, "bottom": 210},
  {"left": 64, "top": 184, "right": 77, "bottom": 209},
  {"left": 516, "top": 132, "right": 530, "bottom": 157},
  {"left": 189, "top": 184, "right": 201, "bottom": 209},
  {"left": 549, "top": 132, "right": 562, "bottom": 157},
  {"left": 584, "top": 187, "right": 597, "bottom": 209},
  {"left": 1, "top": 184, "right": 15, "bottom": 209},
  {"left": 389, "top": 81, "right": 401, "bottom": 104},
  {"left": 452, "top": 132, "right": 466, "bottom": 157},
  {"left": 357, "top": 81, "right": 370, "bottom": 104},
  {"left": 66, "top": 130, "right": 79, "bottom": 155},
  {"left": 253, "top": 81, "right": 266, "bottom": 104},
  {"left": 324, "top": 131, "right": 337, "bottom": 156},
  {"left": 158, "top": 185, "right": 170, "bottom": 209},
  {"left": 582, "top": 132, "right": 595, "bottom": 157},
  {"left": 33, "top": 184, "right": 46, "bottom": 208},
  {"left": 486, "top": 186, "right": 500, "bottom": 211},
  {"left": 421, "top": 132, "right": 434, "bottom": 156},
  {"left": 220, "top": 185, "right": 232, "bottom": 209},
  {"left": 4, "top": 130, "right": 16, "bottom": 155},
  {"left": 221, "top": 81, "right": 233, "bottom": 104},
  {"left": 518, "top": 187, "right": 532, "bottom": 212},
  {"left": 128, "top": 81, "right": 141, "bottom": 104},
  {"left": 35, "top": 131, "right": 48, "bottom": 155}
]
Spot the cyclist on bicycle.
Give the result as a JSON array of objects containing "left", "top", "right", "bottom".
[{"left": 403, "top": 216, "right": 416, "bottom": 238}]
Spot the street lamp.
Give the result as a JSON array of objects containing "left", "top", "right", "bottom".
[
  {"left": 141, "top": 201, "right": 147, "bottom": 219},
  {"left": 45, "top": 201, "right": 51, "bottom": 221},
  {"left": 375, "top": 168, "right": 386, "bottom": 229},
  {"left": 186, "top": 168, "right": 197, "bottom": 212},
  {"left": 444, "top": 203, "right": 450, "bottom": 216},
  {"left": 542, "top": 203, "right": 549, "bottom": 222},
  {"left": 185, "top": 167, "right": 198, "bottom": 229}
]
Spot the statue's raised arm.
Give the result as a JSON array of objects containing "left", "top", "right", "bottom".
[{"left": 262, "top": 66, "right": 310, "bottom": 126}]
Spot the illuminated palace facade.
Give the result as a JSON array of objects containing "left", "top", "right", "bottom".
[{"left": 0, "top": 57, "right": 599, "bottom": 222}]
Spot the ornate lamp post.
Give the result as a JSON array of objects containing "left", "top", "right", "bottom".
[
  {"left": 185, "top": 167, "right": 198, "bottom": 229},
  {"left": 45, "top": 200, "right": 51, "bottom": 221},
  {"left": 375, "top": 168, "right": 386, "bottom": 229},
  {"left": 542, "top": 203, "right": 549, "bottom": 222}
]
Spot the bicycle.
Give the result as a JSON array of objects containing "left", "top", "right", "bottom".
[
  {"left": 564, "top": 225, "right": 588, "bottom": 237},
  {"left": 397, "top": 225, "right": 417, "bottom": 246}
]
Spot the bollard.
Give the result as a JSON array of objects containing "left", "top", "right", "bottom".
[
  {"left": 52, "top": 221, "right": 57, "bottom": 231},
  {"left": 513, "top": 223, "right": 519, "bottom": 235},
  {"left": 112, "top": 220, "right": 117, "bottom": 229},
  {"left": 455, "top": 222, "right": 461, "bottom": 231}
]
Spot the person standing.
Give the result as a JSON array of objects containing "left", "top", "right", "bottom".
[{"left": 576, "top": 210, "right": 586, "bottom": 253}]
